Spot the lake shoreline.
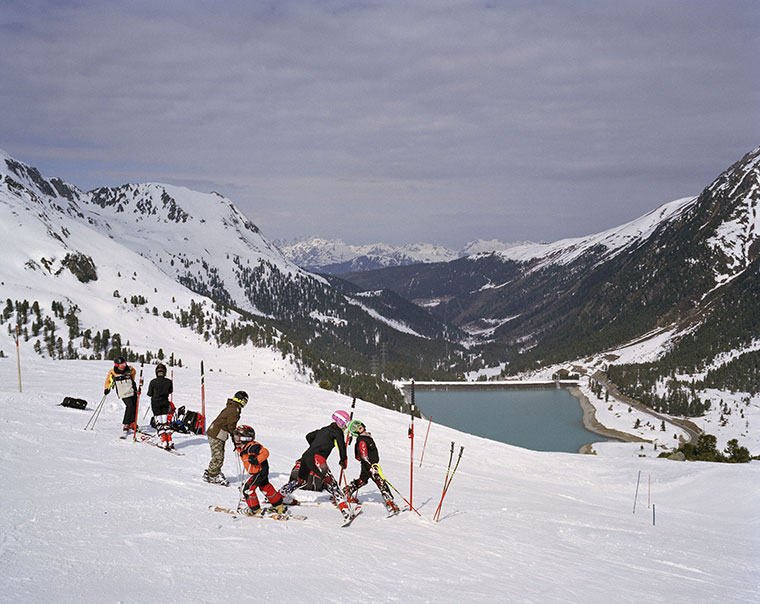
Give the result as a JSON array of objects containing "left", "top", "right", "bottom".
[{"left": 568, "top": 386, "right": 648, "bottom": 453}]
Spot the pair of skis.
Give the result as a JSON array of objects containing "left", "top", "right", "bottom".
[{"left": 209, "top": 505, "right": 306, "bottom": 522}]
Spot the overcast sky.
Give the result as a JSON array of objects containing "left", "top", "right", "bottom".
[{"left": 2, "top": 0, "right": 758, "bottom": 248}]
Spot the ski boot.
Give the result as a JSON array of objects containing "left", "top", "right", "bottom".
[{"left": 203, "top": 470, "right": 229, "bottom": 486}]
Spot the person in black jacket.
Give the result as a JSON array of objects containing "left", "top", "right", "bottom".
[
  {"left": 279, "top": 410, "right": 353, "bottom": 519},
  {"left": 345, "top": 420, "right": 399, "bottom": 514},
  {"left": 147, "top": 363, "right": 174, "bottom": 450}
]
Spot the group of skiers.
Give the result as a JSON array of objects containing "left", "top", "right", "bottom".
[{"left": 104, "top": 358, "right": 399, "bottom": 520}]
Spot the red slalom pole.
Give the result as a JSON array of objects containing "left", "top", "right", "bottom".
[
  {"left": 409, "top": 380, "right": 415, "bottom": 510},
  {"left": 200, "top": 361, "right": 206, "bottom": 434},
  {"left": 419, "top": 415, "right": 432, "bottom": 467},
  {"left": 132, "top": 362, "right": 144, "bottom": 442},
  {"left": 15, "top": 325, "right": 22, "bottom": 392}
]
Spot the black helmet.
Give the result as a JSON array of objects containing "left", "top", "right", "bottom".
[
  {"left": 233, "top": 424, "right": 255, "bottom": 445},
  {"left": 233, "top": 391, "right": 249, "bottom": 407},
  {"left": 155, "top": 363, "right": 167, "bottom": 377},
  {"left": 113, "top": 357, "right": 127, "bottom": 370}
]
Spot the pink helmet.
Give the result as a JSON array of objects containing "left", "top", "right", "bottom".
[{"left": 332, "top": 410, "right": 350, "bottom": 429}]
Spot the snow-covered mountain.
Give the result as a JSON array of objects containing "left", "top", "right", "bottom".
[
  {"left": 0, "top": 149, "right": 463, "bottom": 384},
  {"left": 278, "top": 237, "right": 526, "bottom": 274}
]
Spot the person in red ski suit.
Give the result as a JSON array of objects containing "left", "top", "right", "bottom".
[
  {"left": 279, "top": 410, "right": 354, "bottom": 520},
  {"left": 345, "top": 420, "right": 399, "bottom": 514},
  {"left": 233, "top": 425, "right": 286, "bottom": 516}
]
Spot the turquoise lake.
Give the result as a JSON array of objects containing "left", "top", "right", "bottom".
[{"left": 414, "top": 388, "right": 605, "bottom": 453}]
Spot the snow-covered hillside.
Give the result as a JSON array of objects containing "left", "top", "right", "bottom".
[{"left": 1, "top": 356, "right": 758, "bottom": 604}]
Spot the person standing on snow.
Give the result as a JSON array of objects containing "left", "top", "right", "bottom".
[
  {"left": 279, "top": 410, "right": 353, "bottom": 520},
  {"left": 104, "top": 357, "right": 138, "bottom": 438},
  {"left": 203, "top": 391, "right": 248, "bottom": 486},
  {"left": 147, "top": 363, "right": 174, "bottom": 450},
  {"left": 345, "top": 419, "right": 399, "bottom": 514},
  {"left": 233, "top": 425, "right": 287, "bottom": 516}
]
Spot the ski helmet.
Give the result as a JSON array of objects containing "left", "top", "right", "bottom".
[
  {"left": 347, "top": 419, "right": 365, "bottom": 437},
  {"left": 113, "top": 357, "right": 127, "bottom": 370},
  {"left": 233, "top": 424, "right": 255, "bottom": 444},
  {"left": 233, "top": 391, "right": 249, "bottom": 407},
  {"left": 332, "top": 410, "right": 351, "bottom": 429},
  {"left": 155, "top": 363, "right": 167, "bottom": 377}
]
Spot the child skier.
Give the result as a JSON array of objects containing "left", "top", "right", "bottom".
[
  {"left": 279, "top": 410, "right": 354, "bottom": 520},
  {"left": 203, "top": 391, "right": 248, "bottom": 486},
  {"left": 147, "top": 363, "right": 174, "bottom": 450},
  {"left": 345, "top": 420, "right": 399, "bottom": 514},
  {"left": 104, "top": 358, "right": 138, "bottom": 437},
  {"left": 233, "top": 425, "right": 287, "bottom": 516}
]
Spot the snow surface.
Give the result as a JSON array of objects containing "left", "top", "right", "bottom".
[{"left": 1, "top": 356, "right": 758, "bottom": 604}]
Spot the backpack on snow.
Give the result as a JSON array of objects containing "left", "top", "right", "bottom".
[
  {"left": 173, "top": 405, "right": 205, "bottom": 435},
  {"left": 61, "top": 397, "right": 88, "bottom": 410}
]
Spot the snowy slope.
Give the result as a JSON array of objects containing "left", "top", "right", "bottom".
[
  {"left": 1, "top": 357, "right": 758, "bottom": 604},
  {"left": 481, "top": 196, "right": 698, "bottom": 270}
]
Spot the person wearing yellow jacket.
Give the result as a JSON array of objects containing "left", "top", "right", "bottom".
[{"left": 104, "top": 357, "right": 138, "bottom": 437}]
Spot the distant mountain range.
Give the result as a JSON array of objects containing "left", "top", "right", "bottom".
[
  {"left": 277, "top": 237, "right": 529, "bottom": 274},
  {"left": 2, "top": 145, "right": 758, "bottom": 418}
]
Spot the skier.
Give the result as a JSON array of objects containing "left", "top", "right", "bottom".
[
  {"left": 279, "top": 410, "right": 353, "bottom": 520},
  {"left": 104, "top": 357, "right": 138, "bottom": 437},
  {"left": 345, "top": 420, "right": 399, "bottom": 514},
  {"left": 146, "top": 363, "right": 174, "bottom": 450},
  {"left": 233, "top": 425, "right": 287, "bottom": 516},
  {"left": 203, "top": 391, "right": 248, "bottom": 486}
]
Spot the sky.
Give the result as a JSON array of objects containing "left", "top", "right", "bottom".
[{"left": 1, "top": 0, "right": 758, "bottom": 248}]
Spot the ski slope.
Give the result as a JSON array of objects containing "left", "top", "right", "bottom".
[{"left": 1, "top": 357, "right": 757, "bottom": 604}]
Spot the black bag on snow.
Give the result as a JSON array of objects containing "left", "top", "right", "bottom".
[
  {"left": 289, "top": 460, "right": 325, "bottom": 491},
  {"left": 173, "top": 406, "right": 205, "bottom": 435},
  {"left": 61, "top": 397, "right": 88, "bottom": 410}
]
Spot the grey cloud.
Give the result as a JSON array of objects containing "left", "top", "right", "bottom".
[{"left": 1, "top": 0, "right": 758, "bottom": 246}]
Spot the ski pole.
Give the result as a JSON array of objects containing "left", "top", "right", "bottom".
[
  {"left": 339, "top": 397, "right": 356, "bottom": 485},
  {"left": 419, "top": 415, "right": 433, "bottom": 467},
  {"left": 434, "top": 444, "right": 463, "bottom": 522},
  {"left": 434, "top": 445, "right": 464, "bottom": 522},
  {"left": 374, "top": 464, "right": 421, "bottom": 516},
  {"left": 132, "top": 362, "right": 144, "bottom": 442},
  {"left": 433, "top": 442, "right": 455, "bottom": 519},
  {"left": 84, "top": 394, "right": 108, "bottom": 430},
  {"left": 235, "top": 450, "right": 246, "bottom": 509}
]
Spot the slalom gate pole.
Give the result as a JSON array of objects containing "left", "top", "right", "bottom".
[
  {"left": 200, "top": 361, "right": 206, "bottom": 434},
  {"left": 15, "top": 325, "right": 22, "bottom": 393},
  {"left": 652, "top": 504, "right": 656, "bottom": 526},
  {"left": 409, "top": 380, "right": 415, "bottom": 510},
  {"left": 339, "top": 466, "right": 357, "bottom": 516},
  {"left": 434, "top": 445, "right": 464, "bottom": 522},
  {"left": 633, "top": 470, "right": 641, "bottom": 514},
  {"left": 84, "top": 394, "right": 108, "bottom": 430},
  {"left": 132, "top": 362, "right": 144, "bottom": 442},
  {"left": 375, "top": 465, "right": 421, "bottom": 516},
  {"left": 433, "top": 441, "right": 455, "bottom": 520},
  {"left": 419, "top": 414, "right": 433, "bottom": 468},
  {"left": 339, "top": 397, "right": 357, "bottom": 485}
]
